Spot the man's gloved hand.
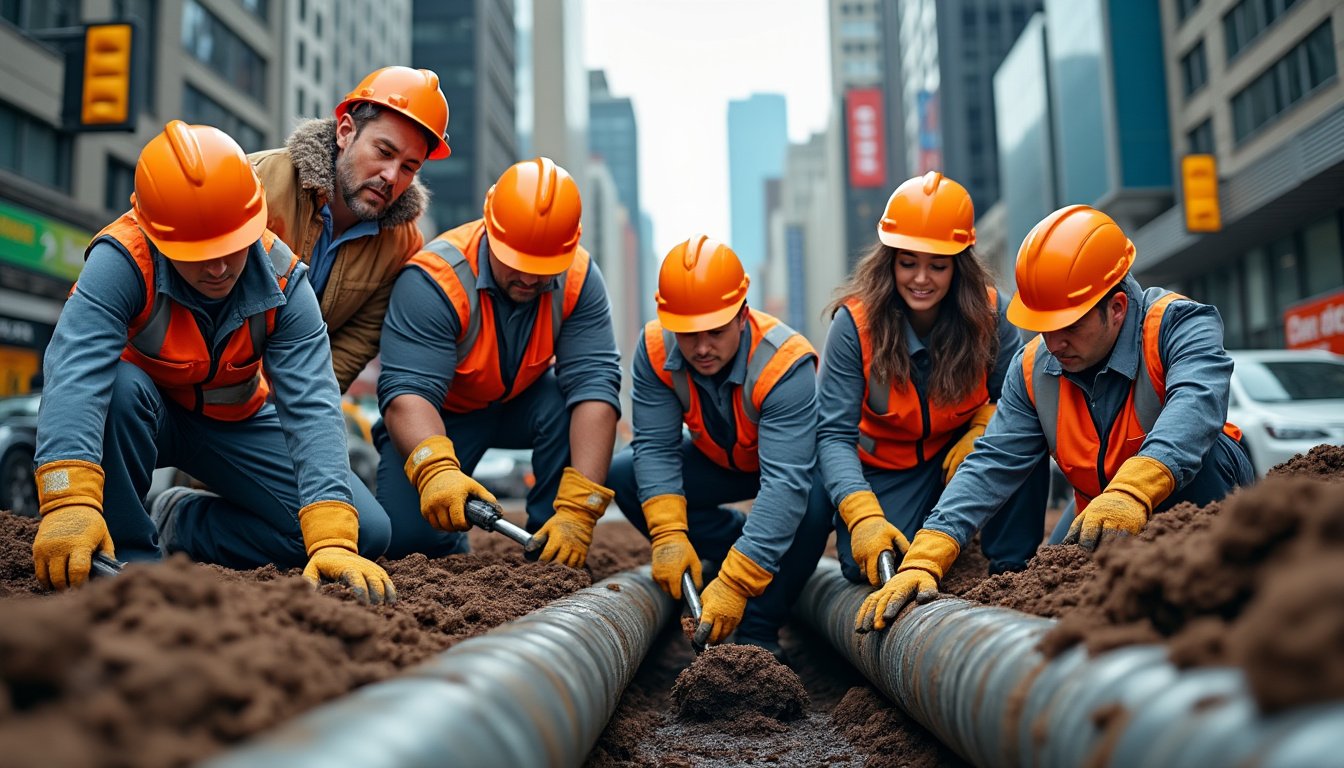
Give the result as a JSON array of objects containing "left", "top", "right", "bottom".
[
  {"left": 643, "top": 494, "right": 701, "bottom": 599},
  {"left": 693, "top": 547, "right": 773, "bottom": 646},
  {"left": 532, "top": 467, "right": 613, "bottom": 569},
  {"left": 941, "top": 403, "right": 996, "bottom": 484},
  {"left": 1064, "top": 455, "right": 1175, "bottom": 551},
  {"left": 856, "top": 528, "right": 960, "bottom": 633},
  {"left": 839, "top": 491, "right": 910, "bottom": 586},
  {"left": 404, "top": 435, "right": 497, "bottom": 532},
  {"left": 299, "top": 500, "right": 396, "bottom": 605},
  {"left": 32, "top": 460, "right": 115, "bottom": 591}
]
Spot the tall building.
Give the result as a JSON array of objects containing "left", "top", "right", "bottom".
[
  {"left": 897, "top": 0, "right": 1041, "bottom": 216},
  {"left": 727, "top": 93, "right": 788, "bottom": 293},
  {"left": 527, "top": 0, "right": 586, "bottom": 176},
  {"left": 1132, "top": 0, "right": 1343, "bottom": 349},
  {"left": 0, "top": 0, "right": 283, "bottom": 395},
  {"left": 284, "top": 0, "right": 411, "bottom": 124},
  {"left": 588, "top": 69, "right": 650, "bottom": 319},
  {"left": 412, "top": 0, "right": 517, "bottom": 233}
]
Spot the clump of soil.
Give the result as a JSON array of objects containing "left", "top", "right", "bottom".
[
  {"left": 832, "top": 687, "right": 964, "bottom": 768},
  {"left": 962, "top": 544, "right": 1097, "bottom": 617},
  {"left": 1036, "top": 468, "right": 1344, "bottom": 712},
  {"left": 1267, "top": 443, "right": 1344, "bottom": 482},
  {"left": 0, "top": 510, "right": 651, "bottom": 768},
  {"left": 671, "top": 644, "right": 808, "bottom": 725}
]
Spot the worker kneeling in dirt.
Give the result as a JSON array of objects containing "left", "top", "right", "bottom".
[
  {"left": 607, "top": 236, "right": 832, "bottom": 657},
  {"left": 32, "top": 121, "right": 394, "bottom": 603},
  {"left": 375, "top": 157, "right": 622, "bottom": 568},
  {"left": 856, "top": 205, "right": 1252, "bottom": 632}
]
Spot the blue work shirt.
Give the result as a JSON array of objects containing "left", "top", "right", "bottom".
[
  {"left": 308, "top": 203, "right": 380, "bottom": 298},
  {"left": 817, "top": 290, "right": 1022, "bottom": 506},
  {"left": 37, "top": 235, "right": 354, "bottom": 507},
  {"left": 924, "top": 275, "right": 1234, "bottom": 547},
  {"left": 377, "top": 238, "right": 622, "bottom": 416},
  {"left": 629, "top": 324, "right": 818, "bottom": 573}
]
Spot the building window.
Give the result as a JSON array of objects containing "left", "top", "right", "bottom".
[
  {"left": 0, "top": 102, "right": 72, "bottom": 191},
  {"left": 113, "top": 0, "right": 158, "bottom": 115},
  {"left": 1180, "top": 39, "right": 1208, "bottom": 96},
  {"left": 182, "top": 0, "right": 267, "bottom": 104},
  {"left": 238, "top": 0, "right": 266, "bottom": 21},
  {"left": 105, "top": 157, "right": 136, "bottom": 212},
  {"left": 297, "top": 39, "right": 306, "bottom": 70},
  {"left": 1187, "top": 118, "right": 1215, "bottom": 154},
  {"left": 1223, "top": 0, "right": 1300, "bottom": 61},
  {"left": 1231, "top": 21, "right": 1336, "bottom": 142},
  {"left": 1174, "top": 0, "right": 1201, "bottom": 23},
  {"left": 181, "top": 83, "right": 265, "bottom": 152},
  {"left": 1, "top": 0, "right": 78, "bottom": 30}
]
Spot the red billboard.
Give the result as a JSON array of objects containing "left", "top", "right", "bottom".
[
  {"left": 846, "top": 88, "right": 888, "bottom": 188},
  {"left": 1284, "top": 288, "right": 1344, "bottom": 354}
]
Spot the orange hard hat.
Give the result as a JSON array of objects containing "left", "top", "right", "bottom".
[
  {"left": 655, "top": 235, "right": 750, "bottom": 333},
  {"left": 877, "top": 171, "right": 976, "bottom": 255},
  {"left": 133, "top": 120, "right": 267, "bottom": 262},
  {"left": 483, "top": 157, "right": 582, "bottom": 275},
  {"left": 1006, "top": 205, "right": 1135, "bottom": 332},
  {"left": 336, "top": 66, "right": 451, "bottom": 159}
]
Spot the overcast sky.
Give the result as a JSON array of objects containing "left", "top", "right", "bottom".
[{"left": 583, "top": 0, "right": 833, "bottom": 259}]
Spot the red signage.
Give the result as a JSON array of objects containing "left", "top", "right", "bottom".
[
  {"left": 1284, "top": 287, "right": 1344, "bottom": 354},
  {"left": 846, "top": 88, "right": 887, "bottom": 188}
]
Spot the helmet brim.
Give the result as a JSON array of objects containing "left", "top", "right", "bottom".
[
  {"left": 877, "top": 230, "right": 971, "bottom": 256},
  {"left": 489, "top": 235, "right": 575, "bottom": 276},
  {"left": 138, "top": 201, "right": 268, "bottom": 263},
  {"left": 657, "top": 299, "right": 746, "bottom": 334},
  {"left": 1006, "top": 292, "right": 1100, "bottom": 333}
]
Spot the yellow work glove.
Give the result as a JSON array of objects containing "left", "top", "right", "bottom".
[
  {"left": 533, "top": 467, "right": 613, "bottom": 569},
  {"left": 404, "top": 435, "right": 497, "bottom": 533},
  {"left": 299, "top": 500, "right": 396, "bottom": 604},
  {"left": 32, "top": 460, "right": 115, "bottom": 591},
  {"left": 856, "top": 528, "right": 960, "bottom": 633},
  {"left": 941, "top": 403, "right": 996, "bottom": 484},
  {"left": 839, "top": 490, "right": 911, "bottom": 586},
  {"left": 1064, "top": 455, "right": 1175, "bottom": 551},
  {"left": 643, "top": 494, "right": 701, "bottom": 600},
  {"left": 693, "top": 547, "right": 773, "bottom": 646}
]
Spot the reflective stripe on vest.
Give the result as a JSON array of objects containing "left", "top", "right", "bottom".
[{"left": 644, "top": 309, "right": 816, "bottom": 472}]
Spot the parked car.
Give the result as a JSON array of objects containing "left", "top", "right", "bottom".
[
  {"left": 0, "top": 393, "right": 39, "bottom": 517},
  {"left": 474, "top": 448, "right": 534, "bottom": 499},
  {"left": 1226, "top": 349, "right": 1344, "bottom": 477}
]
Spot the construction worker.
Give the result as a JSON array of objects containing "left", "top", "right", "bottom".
[
  {"left": 31, "top": 121, "right": 393, "bottom": 602},
  {"left": 250, "top": 66, "right": 450, "bottom": 392},
  {"left": 607, "top": 236, "right": 832, "bottom": 656},
  {"left": 375, "top": 157, "right": 622, "bottom": 567},
  {"left": 818, "top": 172, "right": 1049, "bottom": 598},
  {"left": 857, "top": 205, "right": 1253, "bottom": 631}
]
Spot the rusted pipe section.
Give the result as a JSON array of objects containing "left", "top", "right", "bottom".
[
  {"left": 796, "top": 558, "right": 1344, "bottom": 767},
  {"left": 205, "top": 564, "right": 674, "bottom": 768}
]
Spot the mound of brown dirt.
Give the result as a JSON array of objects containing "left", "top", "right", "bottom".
[
  {"left": 1038, "top": 474, "right": 1344, "bottom": 712},
  {"left": 1266, "top": 443, "right": 1344, "bottom": 482},
  {"left": 832, "top": 687, "right": 965, "bottom": 768},
  {"left": 671, "top": 644, "right": 808, "bottom": 724},
  {"left": 0, "top": 510, "right": 652, "bottom": 768}
]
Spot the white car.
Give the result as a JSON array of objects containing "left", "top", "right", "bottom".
[{"left": 1226, "top": 349, "right": 1344, "bottom": 477}]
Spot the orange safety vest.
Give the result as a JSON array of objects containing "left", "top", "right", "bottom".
[
  {"left": 847, "top": 288, "right": 998, "bottom": 471},
  {"left": 84, "top": 212, "right": 297, "bottom": 422},
  {"left": 1023, "top": 291, "right": 1243, "bottom": 509},
  {"left": 407, "top": 220, "right": 589, "bottom": 414},
  {"left": 643, "top": 309, "right": 817, "bottom": 473}
]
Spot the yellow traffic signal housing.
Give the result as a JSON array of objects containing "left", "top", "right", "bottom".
[
  {"left": 1181, "top": 154, "right": 1221, "bottom": 233},
  {"left": 81, "top": 23, "right": 134, "bottom": 127}
]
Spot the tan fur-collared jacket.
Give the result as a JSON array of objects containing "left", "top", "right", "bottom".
[{"left": 250, "top": 118, "right": 429, "bottom": 392}]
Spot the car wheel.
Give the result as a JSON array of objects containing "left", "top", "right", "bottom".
[{"left": 0, "top": 447, "right": 38, "bottom": 518}]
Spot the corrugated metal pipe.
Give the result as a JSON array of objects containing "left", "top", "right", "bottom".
[
  {"left": 796, "top": 558, "right": 1344, "bottom": 767},
  {"left": 205, "top": 564, "right": 674, "bottom": 768}
]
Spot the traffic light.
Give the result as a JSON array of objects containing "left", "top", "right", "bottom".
[
  {"left": 51, "top": 21, "right": 139, "bottom": 132},
  {"left": 1181, "top": 154, "right": 1221, "bottom": 233}
]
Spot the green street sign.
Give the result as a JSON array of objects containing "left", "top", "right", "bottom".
[{"left": 0, "top": 200, "right": 91, "bottom": 282}]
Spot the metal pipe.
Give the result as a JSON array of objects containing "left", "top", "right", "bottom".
[
  {"left": 205, "top": 564, "right": 675, "bottom": 768},
  {"left": 796, "top": 558, "right": 1344, "bottom": 767},
  {"left": 681, "top": 570, "right": 702, "bottom": 620},
  {"left": 465, "top": 498, "right": 535, "bottom": 549}
]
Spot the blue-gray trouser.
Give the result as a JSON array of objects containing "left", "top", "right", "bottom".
[
  {"left": 374, "top": 370, "right": 573, "bottom": 559},
  {"left": 101, "top": 361, "right": 389, "bottom": 568},
  {"left": 606, "top": 439, "right": 833, "bottom": 645},
  {"left": 1048, "top": 431, "right": 1254, "bottom": 544},
  {"left": 835, "top": 439, "right": 1052, "bottom": 584}
]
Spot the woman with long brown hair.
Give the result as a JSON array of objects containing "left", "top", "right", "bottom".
[{"left": 816, "top": 172, "right": 1048, "bottom": 590}]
